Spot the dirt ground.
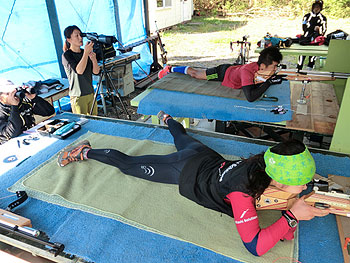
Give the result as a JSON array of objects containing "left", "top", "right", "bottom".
[
  {"left": 162, "top": 16, "right": 350, "bottom": 68},
  {"left": 100, "top": 16, "right": 350, "bottom": 121}
]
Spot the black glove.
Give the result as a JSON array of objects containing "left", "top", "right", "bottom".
[{"left": 267, "top": 74, "right": 284, "bottom": 85}]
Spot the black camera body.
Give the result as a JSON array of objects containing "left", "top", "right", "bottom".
[
  {"left": 15, "top": 86, "right": 36, "bottom": 99},
  {"left": 15, "top": 87, "right": 26, "bottom": 99},
  {"left": 81, "top": 32, "right": 117, "bottom": 61}
]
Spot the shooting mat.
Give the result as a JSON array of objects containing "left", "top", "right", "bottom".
[
  {"left": 10, "top": 132, "right": 298, "bottom": 263},
  {"left": 150, "top": 73, "right": 246, "bottom": 99}
]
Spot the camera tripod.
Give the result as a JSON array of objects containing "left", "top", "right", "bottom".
[{"left": 90, "top": 48, "right": 131, "bottom": 119}]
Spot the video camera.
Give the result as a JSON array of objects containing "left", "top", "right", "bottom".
[{"left": 81, "top": 32, "right": 117, "bottom": 61}]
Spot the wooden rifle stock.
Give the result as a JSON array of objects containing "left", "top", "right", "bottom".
[
  {"left": 0, "top": 208, "right": 32, "bottom": 227},
  {"left": 256, "top": 186, "right": 350, "bottom": 217},
  {"left": 256, "top": 186, "right": 298, "bottom": 210},
  {"left": 304, "top": 191, "right": 350, "bottom": 217}
]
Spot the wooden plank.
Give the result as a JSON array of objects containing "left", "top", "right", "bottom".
[
  {"left": 286, "top": 81, "right": 314, "bottom": 132},
  {"left": 286, "top": 81, "right": 339, "bottom": 135},
  {"left": 336, "top": 215, "right": 350, "bottom": 263},
  {"left": 331, "top": 174, "right": 350, "bottom": 263},
  {"left": 310, "top": 82, "right": 339, "bottom": 135},
  {"left": 43, "top": 88, "right": 69, "bottom": 104}
]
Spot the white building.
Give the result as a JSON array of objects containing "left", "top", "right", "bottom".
[{"left": 147, "top": 0, "right": 194, "bottom": 33}]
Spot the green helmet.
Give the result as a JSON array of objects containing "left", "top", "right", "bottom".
[{"left": 264, "top": 147, "right": 315, "bottom": 186}]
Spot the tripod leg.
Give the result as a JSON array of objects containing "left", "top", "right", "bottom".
[
  {"left": 90, "top": 74, "right": 104, "bottom": 115},
  {"left": 105, "top": 72, "right": 131, "bottom": 120}
]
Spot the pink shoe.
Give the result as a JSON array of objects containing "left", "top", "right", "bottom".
[{"left": 158, "top": 65, "right": 172, "bottom": 79}]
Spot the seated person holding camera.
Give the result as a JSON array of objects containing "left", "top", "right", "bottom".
[
  {"left": 0, "top": 78, "right": 55, "bottom": 144},
  {"left": 158, "top": 47, "right": 284, "bottom": 102}
]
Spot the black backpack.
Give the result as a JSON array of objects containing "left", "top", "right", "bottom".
[{"left": 324, "top": 30, "right": 348, "bottom": 46}]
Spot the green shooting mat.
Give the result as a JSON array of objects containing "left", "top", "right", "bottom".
[
  {"left": 150, "top": 72, "right": 247, "bottom": 100},
  {"left": 10, "top": 132, "right": 298, "bottom": 262}
]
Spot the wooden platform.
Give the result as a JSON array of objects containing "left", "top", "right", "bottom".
[
  {"left": 286, "top": 81, "right": 339, "bottom": 135},
  {"left": 132, "top": 81, "right": 339, "bottom": 136},
  {"left": 337, "top": 216, "right": 350, "bottom": 263}
]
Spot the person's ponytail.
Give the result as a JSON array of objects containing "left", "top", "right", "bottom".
[{"left": 63, "top": 40, "right": 70, "bottom": 52}]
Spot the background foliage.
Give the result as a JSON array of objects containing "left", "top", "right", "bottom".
[{"left": 194, "top": 0, "right": 350, "bottom": 18}]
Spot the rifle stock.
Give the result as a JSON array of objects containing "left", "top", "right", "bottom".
[
  {"left": 0, "top": 208, "right": 32, "bottom": 227},
  {"left": 256, "top": 186, "right": 350, "bottom": 217},
  {"left": 304, "top": 191, "right": 350, "bottom": 217}
]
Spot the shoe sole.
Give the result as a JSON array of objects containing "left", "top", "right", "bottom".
[
  {"left": 157, "top": 111, "right": 165, "bottom": 122},
  {"left": 57, "top": 140, "right": 91, "bottom": 167}
]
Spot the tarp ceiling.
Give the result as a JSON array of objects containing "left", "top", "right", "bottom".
[{"left": 0, "top": 0, "right": 153, "bottom": 85}]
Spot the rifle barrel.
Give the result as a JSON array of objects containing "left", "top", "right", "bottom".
[{"left": 279, "top": 69, "right": 350, "bottom": 79}]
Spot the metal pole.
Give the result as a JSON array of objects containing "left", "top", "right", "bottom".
[
  {"left": 45, "top": 0, "right": 66, "bottom": 78},
  {"left": 297, "top": 80, "right": 309, "bottom": 105},
  {"left": 143, "top": 0, "right": 150, "bottom": 37}
]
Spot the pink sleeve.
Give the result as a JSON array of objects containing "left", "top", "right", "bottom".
[{"left": 226, "top": 191, "right": 296, "bottom": 256}]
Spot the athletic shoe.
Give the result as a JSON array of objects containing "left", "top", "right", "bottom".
[
  {"left": 157, "top": 110, "right": 172, "bottom": 125},
  {"left": 57, "top": 140, "right": 91, "bottom": 167},
  {"left": 158, "top": 65, "right": 172, "bottom": 79}
]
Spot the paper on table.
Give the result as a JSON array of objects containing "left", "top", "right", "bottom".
[{"left": 0, "top": 133, "right": 57, "bottom": 175}]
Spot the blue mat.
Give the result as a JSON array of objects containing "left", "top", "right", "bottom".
[
  {"left": 1, "top": 112, "right": 349, "bottom": 263},
  {"left": 138, "top": 81, "right": 292, "bottom": 122}
]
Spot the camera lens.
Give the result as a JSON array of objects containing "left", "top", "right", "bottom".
[
  {"left": 26, "top": 87, "right": 36, "bottom": 94},
  {"left": 15, "top": 88, "right": 26, "bottom": 99}
]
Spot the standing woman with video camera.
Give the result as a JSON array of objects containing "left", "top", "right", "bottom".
[{"left": 62, "top": 25, "right": 100, "bottom": 115}]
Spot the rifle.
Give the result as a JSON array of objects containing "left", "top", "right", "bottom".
[
  {"left": 155, "top": 21, "right": 168, "bottom": 66},
  {"left": 254, "top": 68, "right": 336, "bottom": 84},
  {"left": 0, "top": 191, "right": 65, "bottom": 256},
  {"left": 256, "top": 175, "right": 350, "bottom": 217}
]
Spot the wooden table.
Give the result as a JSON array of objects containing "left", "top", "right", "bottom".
[
  {"left": 35, "top": 78, "right": 69, "bottom": 123},
  {"left": 40, "top": 78, "right": 69, "bottom": 106},
  {"left": 131, "top": 81, "right": 339, "bottom": 136},
  {"left": 287, "top": 81, "right": 339, "bottom": 135}
]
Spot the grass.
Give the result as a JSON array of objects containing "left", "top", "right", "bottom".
[
  {"left": 160, "top": 15, "right": 350, "bottom": 69},
  {"left": 164, "top": 16, "right": 248, "bottom": 34}
]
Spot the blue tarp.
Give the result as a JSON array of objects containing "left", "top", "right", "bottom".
[{"left": 0, "top": 0, "right": 152, "bottom": 85}]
